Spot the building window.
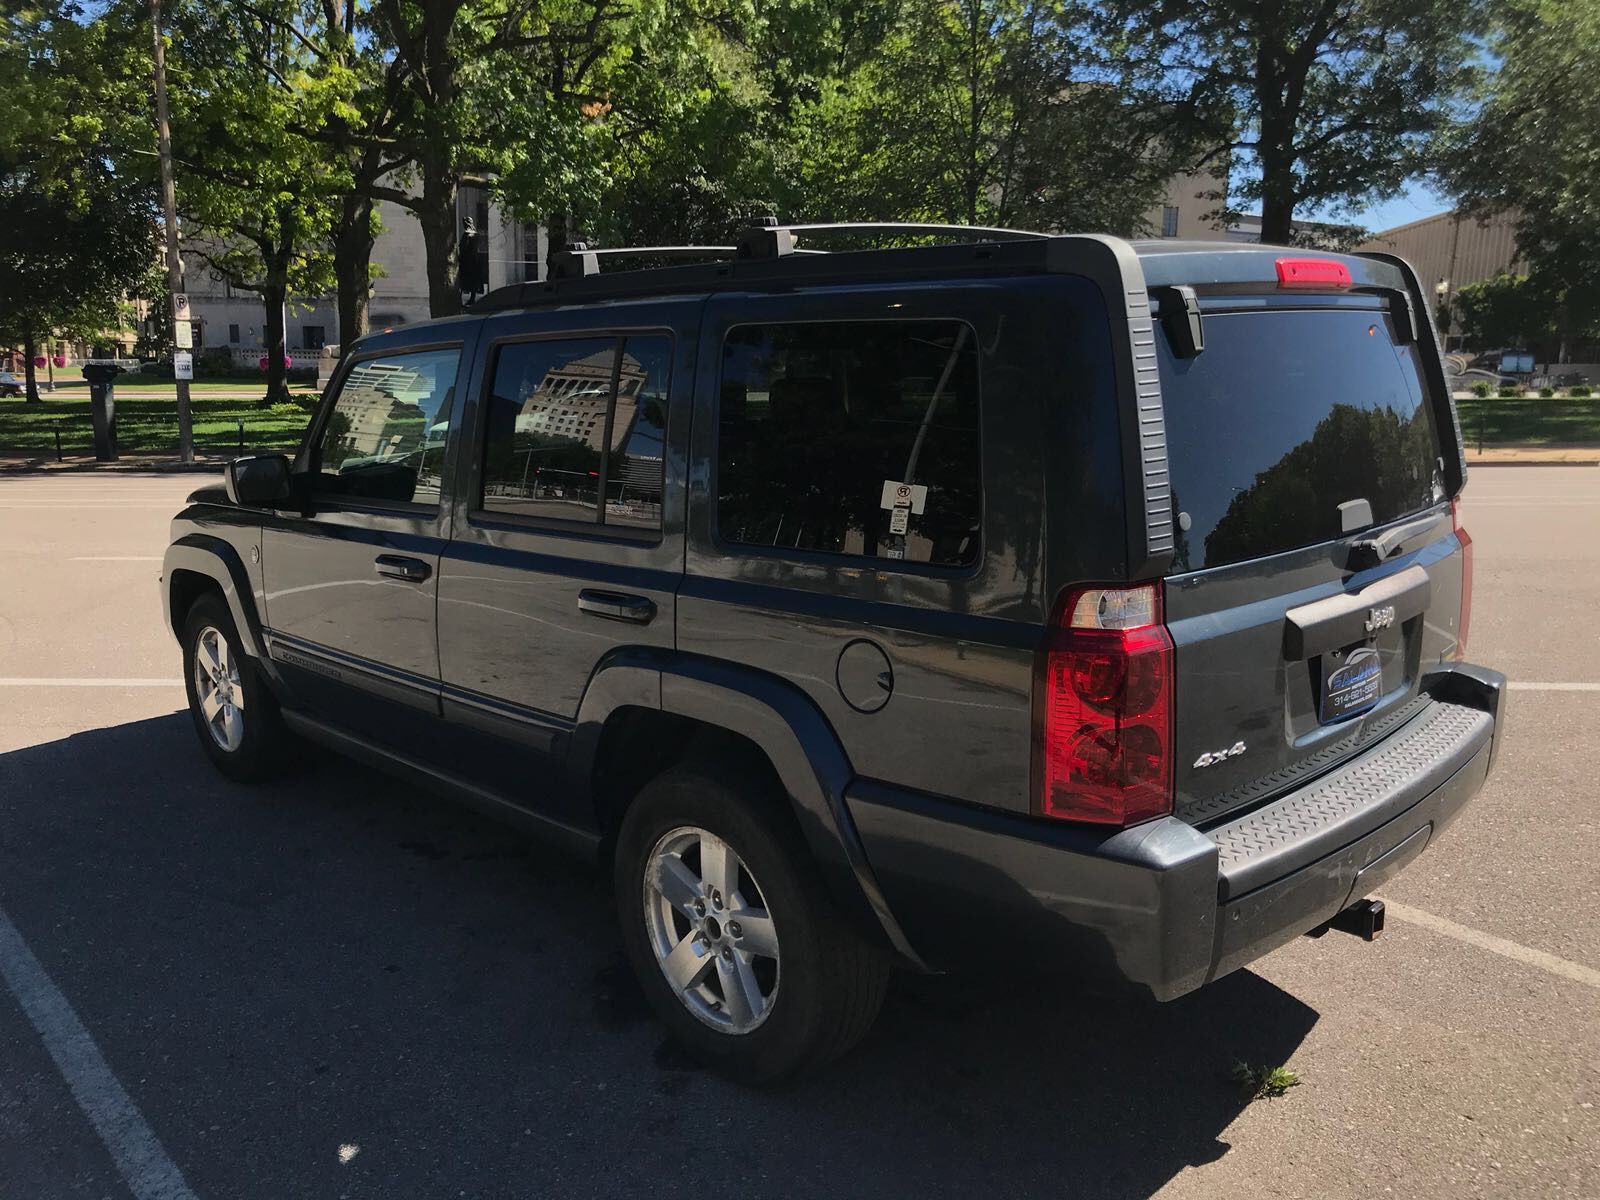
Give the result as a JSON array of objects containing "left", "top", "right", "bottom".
[
  {"left": 1162, "top": 206, "right": 1180, "bottom": 238},
  {"left": 313, "top": 348, "right": 460, "bottom": 506},
  {"left": 480, "top": 335, "right": 670, "bottom": 530},
  {"left": 228, "top": 324, "right": 240, "bottom": 344},
  {"left": 716, "top": 320, "right": 981, "bottom": 568},
  {"left": 303, "top": 325, "right": 326, "bottom": 351}
]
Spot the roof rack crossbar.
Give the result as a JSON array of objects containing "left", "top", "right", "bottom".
[
  {"left": 736, "top": 220, "right": 1048, "bottom": 260},
  {"left": 549, "top": 244, "right": 741, "bottom": 279}
]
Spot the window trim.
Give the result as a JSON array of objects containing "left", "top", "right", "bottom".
[
  {"left": 709, "top": 314, "right": 985, "bottom": 577},
  {"left": 300, "top": 339, "right": 465, "bottom": 515},
  {"left": 468, "top": 326, "right": 674, "bottom": 543}
]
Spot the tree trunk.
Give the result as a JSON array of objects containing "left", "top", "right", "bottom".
[
  {"left": 1257, "top": 130, "right": 1297, "bottom": 245},
  {"left": 544, "top": 210, "right": 570, "bottom": 278},
  {"left": 420, "top": 162, "right": 460, "bottom": 318},
  {"left": 262, "top": 279, "right": 290, "bottom": 405},
  {"left": 22, "top": 331, "right": 40, "bottom": 402},
  {"left": 334, "top": 192, "right": 375, "bottom": 353}
]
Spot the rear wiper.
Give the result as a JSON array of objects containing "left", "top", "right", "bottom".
[{"left": 1342, "top": 505, "right": 1444, "bottom": 571}]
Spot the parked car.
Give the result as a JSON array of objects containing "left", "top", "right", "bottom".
[
  {"left": 162, "top": 228, "right": 1504, "bottom": 1081},
  {"left": 0, "top": 370, "right": 22, "bottom": 397}
]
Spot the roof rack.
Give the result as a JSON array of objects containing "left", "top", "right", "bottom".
[{"left": 471, "top": 219, "right": 1059, "bottom": 313}]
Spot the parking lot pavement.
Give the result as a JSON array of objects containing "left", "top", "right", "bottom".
[{"left": 0, "top": 468, "right": 1596, "bottom": 1200}]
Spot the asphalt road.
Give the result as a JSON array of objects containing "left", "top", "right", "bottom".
[{"left": 0, "top": 467, "right": 1596, "bottom": 1199}]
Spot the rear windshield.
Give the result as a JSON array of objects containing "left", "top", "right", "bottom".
[{"left": 1159, "top": 305, "right": 1446, "bottom": 572}]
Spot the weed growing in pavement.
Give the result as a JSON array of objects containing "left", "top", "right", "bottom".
[{"left": 1232, "top": 1061, "right": 1302, "bottom": 1101}]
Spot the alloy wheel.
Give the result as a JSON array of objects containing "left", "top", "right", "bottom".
[
  {"left": 642, "top": 825, "right": 781, "bottom": 1034},
  {"left": 192, "top": 625, "right": 245, "bottom": 752}
]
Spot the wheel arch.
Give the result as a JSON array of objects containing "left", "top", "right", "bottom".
[
  {"left": 163, "top": 535, "right": 268, "bottom": 662},
  {"left": 569, "top": 650, "right": 926, "bottom": 969}
]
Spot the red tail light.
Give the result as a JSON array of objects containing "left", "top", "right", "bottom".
[
  {"left": 1452, "top": 499, "right": 1472, "bottom": 660},
  {"left": 1275, "top": 257, "right": 1351, "bottom": 289},
  {"left": 1036, "top": 584, "right": 1175, "bottom": 827}
]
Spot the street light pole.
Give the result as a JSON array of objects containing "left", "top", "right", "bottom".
[{"left": 149, "top": 0, "right": 193, "bottom": 463}]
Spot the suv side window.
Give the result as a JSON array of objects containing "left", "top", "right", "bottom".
[
  {"left": 480, "top": 334, "right": 670, "bottom": 531},
  {"left": 313, "top": 347, "right": 460, "bottom": 506},
  {"left": 716, "top": 319, "right": 981, "bottom": 567}
]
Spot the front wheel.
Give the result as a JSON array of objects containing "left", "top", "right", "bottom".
[
  {"left": 181, "top": 593, "right": 286, "bottom": 781},
  {"left": 614, "top": 764, "right": 889, "bottom": 1082}
]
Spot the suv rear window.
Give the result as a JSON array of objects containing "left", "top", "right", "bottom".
[
  {"left": 716, "top": 320, "right": 981, "bottom": 568},
  {"left": 1159, "top": 306, "right": 1446, "bottom": 572}
]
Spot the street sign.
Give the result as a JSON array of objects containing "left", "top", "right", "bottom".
[
  {"left": 172, "top": 293, "right": 191, "bottom": 322},
  {"left": 173, "top": 351, "right": 194, "bottom": 380},
  {"left": 174, "top": 320, "right": 193, "bottom": 349}
]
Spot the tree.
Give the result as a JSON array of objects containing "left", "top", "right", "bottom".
[
  {"left": 785, "top": 0, "right": 1188, "bottom": 234},
  {"left": 1112, "top": 0, "right": 1486, "bottom": 243},
  {"left": 0, "top": 5, "right": 156, "bottom": 400},
  {"left": 1440, "top": 0, "right": 1600, "bottom": 361},
  {"left": 156, "top": 0, "right": 351, "bottom": 401},
  {"left": 1452, "top": 273, "right": 1559, "bottom": 350},
  {"left": 360, "top": 0, "right": 663, "bottom": 317}
]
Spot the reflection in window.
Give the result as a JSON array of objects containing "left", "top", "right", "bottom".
[
  {"left": 315, "top": 348, "right": 460, "bottom": 504},
  {"left": 716, "top": 320, "right": 981, "bottom": 567},
  {"left": 481, "top": 335, "right": 670, "bottom": 529}
]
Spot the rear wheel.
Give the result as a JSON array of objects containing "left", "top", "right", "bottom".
[
  {"left": 614, "top": 764, "right": 889, "bottom": 1082},
  {"left": 181, "top": 592, "right": 286, "bottom": 781}
]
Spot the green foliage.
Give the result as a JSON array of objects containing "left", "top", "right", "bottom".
[
  {"left": 1499, "top": 384, "right": 1523, "bottom": 398},
  {"left": 1455, "top": 272, "right": 1557, "bottom": 348},
  {"left": 1111, "top": 0, "right": 1487, "bottom": 241},
  {"left": 1232, "top": 1061, "right": 1301, "bottom": 1101},
  {"left": 0, "top": 4, "right": 157, "bottom": 397},
  {"left": 1540, "top": 387, "right": 1557, "bottom": 398},
  {"left": 1470, "top": 380, "right": 1493, "bottom": 397},
  {"left": 781, "top": 0, "right": 1187, "bottom": 234},
  {"left": 1442, "top": 0, "right": 1600, "bottom": 347},
  {"left": 1572, "top": 385, "right": 1592, "bottom": 398},
  {"left": 1457, "top": 396, "right": 1600, "bottom": 443}
]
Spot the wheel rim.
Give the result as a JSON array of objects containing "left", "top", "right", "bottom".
[
  {"left": 192, "top": 625, "right": 245, "bottom": 752},
  {"left": 642, "top": 825, "right": 781, "bottom": 1034}
]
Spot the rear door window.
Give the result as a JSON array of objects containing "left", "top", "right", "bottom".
[{"left": 1160, "top": 306, "right": 1446, "bottom": 572}]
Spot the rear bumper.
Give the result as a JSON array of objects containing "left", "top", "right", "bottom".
[{"left": 848, "top": 663, "right": 1505, "bottom": 1000}]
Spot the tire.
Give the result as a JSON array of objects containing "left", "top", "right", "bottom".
[
  {"left": 613, "top": 763, "right": 890, "bottom": 1082},
  {"left": 181, "top": 592, "right": 286, "bottom": 782}
]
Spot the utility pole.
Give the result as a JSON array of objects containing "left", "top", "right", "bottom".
[{"left": 149, "top": 0, "right": 193, "bottom": 462}]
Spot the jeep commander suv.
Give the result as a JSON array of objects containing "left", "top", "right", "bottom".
[{"left": 162, "top": 225, "right": 1504, "bottom": 1081}]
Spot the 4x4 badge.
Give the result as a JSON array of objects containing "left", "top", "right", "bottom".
[{"left": 1193, "top": 741, "right": 1247, "bottom": 769}]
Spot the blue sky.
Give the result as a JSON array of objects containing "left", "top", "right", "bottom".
[{"left": 1336, "top": 181, "right": 1454, "bottom": 233}]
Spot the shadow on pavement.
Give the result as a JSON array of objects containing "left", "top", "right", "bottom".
[{"left": 0, "top": 715, "right": 1320, "bottom": 1199}]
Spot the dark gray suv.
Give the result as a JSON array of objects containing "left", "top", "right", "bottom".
[{"left": 162, "top": 226, "right": 1504, "bottom": 1081}]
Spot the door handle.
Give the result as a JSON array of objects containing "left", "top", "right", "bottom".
[
  {"left": 374, "top": 554, "right": 431, "bottom": 583},
  {"left": 577, "top": 589, "right": 656, "bottom": 624}
]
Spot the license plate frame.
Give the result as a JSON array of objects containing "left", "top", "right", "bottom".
[{"left": 1320, "top": 644, "right": 1383, "bottom": 724}]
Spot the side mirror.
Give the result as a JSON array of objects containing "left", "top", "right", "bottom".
[{"left": 225, "top": 453, "right": 292, "bottom": 507}]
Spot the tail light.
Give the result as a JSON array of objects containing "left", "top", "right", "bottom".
[
  {"left": 1275, "top": 257, "right": 1352, "bottom": 288},
  {"left": 1452, "top": 499, "right": 1472, "bottom": 660},
  {"left": 1035, "top": 583, "right": 1175, "bottom": 827}
]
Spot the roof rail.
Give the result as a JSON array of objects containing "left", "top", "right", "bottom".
[
  {"left": 549, "top": 243, "right": 739, "bottom": 279},
  {"left": 736, "top": 221, "right": 1048, "bottom": 259}
]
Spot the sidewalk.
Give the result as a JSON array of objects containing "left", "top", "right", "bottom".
[
  {"left": 0, "top": 451, "right": 227, "bottom": 475},
  {"left": 1465, "top": 444, "right": 1600, "bottom": 466}
]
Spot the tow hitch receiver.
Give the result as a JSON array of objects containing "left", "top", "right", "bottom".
[{"left": 1332, "top": 898, "right": 1386, "bottom": 941}]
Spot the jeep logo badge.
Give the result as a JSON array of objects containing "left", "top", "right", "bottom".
[{"left": 1364, "top": 605, "right": 1396, "bottom": 634}]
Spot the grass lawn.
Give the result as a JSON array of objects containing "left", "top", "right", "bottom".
[
  {"left": 0, "top": 395, "right": 312, "bottom": 453},
  {"left": 1454, "top": 397, "right": 1600, "bottom": 447}
]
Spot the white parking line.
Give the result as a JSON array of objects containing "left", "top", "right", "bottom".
[
  {"left": 1384, "top": 901, "right": 1600, "bottom": 991},
  {"left": 1507, "top": 682, "right": 1600, "bottom": 692},
  {"left": 0, "top": 679, "right": 183, "bottom": 688},
  {"left": 0, "top": 903, "right": 200, "bottom": 1200}
]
